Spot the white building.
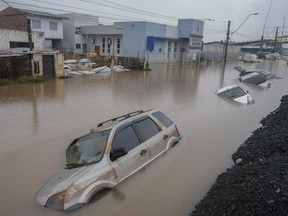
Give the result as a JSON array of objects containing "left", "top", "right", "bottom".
[
  {"left": 25, "top": 10, "right": 65, "bottom": 50},
  {"left": 62, "top": 13, "right": 99, "bottom": 53},
  {"left": 78, "top": 19, "right": 204, "bottom": 63}
]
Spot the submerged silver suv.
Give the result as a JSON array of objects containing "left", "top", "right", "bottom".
[{"left": 36, "top": 109, "right": 182, "bottom": 211}]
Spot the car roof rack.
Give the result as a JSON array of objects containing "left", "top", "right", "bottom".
[{"left": 96, "top": 110, "right": 145, "bottom": 128}]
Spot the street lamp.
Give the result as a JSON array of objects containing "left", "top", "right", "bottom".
[{"left": 231, "top": 13, "right": 259, "bottom": 34}]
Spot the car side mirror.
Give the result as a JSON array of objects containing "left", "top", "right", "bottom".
[{"left": 110, "top": 148, "right": 127, "bottom": 161}]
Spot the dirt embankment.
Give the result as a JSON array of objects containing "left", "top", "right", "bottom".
[{"left": 190, "top": 95, "right": 288, "bottom": 216}]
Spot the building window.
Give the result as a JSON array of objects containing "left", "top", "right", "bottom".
[
  {"left": 76, "top": 43, "right": 81, "bottom": 49},
  {"left": 168, "top": 41, "right": 171, "bottom": 52},
  {"left": 173, "top": 42, "right": 177, "bottom": 58},
  {"left": 159, "top": 48, "right": 162, "bottom": 52},
  {"left": 180, "top": 48, "right": 186, "bottom": 52},
  {"left": 75, "top": 27, "right": 81, "bottom": 34},
  {"left": 32, "top": 19, "right": 41, "bottom": 29},
  {"left": 174, "top": 42, "right": 177, "bottom": 52},
  {"left": 49, "top": 21, "right": 58, "bottom": 31},
  {"left": 102, "top": 38, "right": 105, "bottom": 53},
  {"left": 107, "top": 38, "right": 111, "bottom": 53},
  {"left": 191, "top": 38, "right": 202, "bottom": 46},
  {"left": 117, "top": 38, "right": 120, "bottom": 54}
]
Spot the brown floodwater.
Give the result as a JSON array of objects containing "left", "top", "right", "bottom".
[{"left": 1, "top": 60, "right": 288, "bottom": 216}]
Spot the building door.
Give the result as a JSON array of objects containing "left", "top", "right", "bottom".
[
  {"left": 42, "top": 55, "right": 55, "bottom": 79},
  {"left": 94, "top": 46, "right": 100, "bottom": 55},
  {"left": 83, "top": 43, "right": 87, "bottom": 53}
]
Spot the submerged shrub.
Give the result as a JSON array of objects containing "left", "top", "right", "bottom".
[
  {"left": 0, "top": 79, "right": 13, "bottom": 86},
  {"left": 16, "top": 75, "right": 43, "bottom": 83},
  {"left": 0, "top": 76, "right": 44, "bottom": 86}
]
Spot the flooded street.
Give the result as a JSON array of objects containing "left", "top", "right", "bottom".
[{"left": 1, "top": 60, "right": 288, "bottom": 216}]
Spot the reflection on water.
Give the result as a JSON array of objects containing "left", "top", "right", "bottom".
[{"left": 0, "top": 60, "right": 288, "bottom": 216}]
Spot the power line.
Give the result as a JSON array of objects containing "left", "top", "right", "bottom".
[
  {"left": 7, "top": 0, "right": 178, "bottom": 26},
  {"left": 3, "top": 1, "right": 197, "bottom": 33},
  {"left": 100, "top": 0, "right": 177, "bottom": 20},
  {"left": 33, "top": 0, "right": 178, "bottom": 22}
]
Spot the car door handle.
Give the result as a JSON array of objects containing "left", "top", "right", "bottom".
[
  {"left": 140, "top": 149, "right": 147, "bottom": 156},
  {"left": 163, "top": 135, "right": 168, "bottom": 140}
]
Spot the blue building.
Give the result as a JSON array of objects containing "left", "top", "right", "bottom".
[{"left": 78, "top": 19, "right": 204, "bottom": 63}]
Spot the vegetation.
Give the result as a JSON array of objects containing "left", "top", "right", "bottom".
[{"left": 0, "top": 75, "right": 43, "bottom": 86}]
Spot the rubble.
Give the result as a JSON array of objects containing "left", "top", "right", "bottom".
[{"left": 190, "top": 95, "right": 288, "bottom": 216}]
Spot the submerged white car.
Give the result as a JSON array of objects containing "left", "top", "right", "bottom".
[
  {"left": 216, "top": 84, "right": 254, "bottom": 104},
  {"left": 36, "top": 110, "right": 182, "bottom": 211},
  {"left": 243, "top": 54, "right": 263, "bottom": 63}
]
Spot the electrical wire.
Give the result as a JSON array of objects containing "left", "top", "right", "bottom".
[
  {"left": 80, "top": 0, "right": 178, "bottom": 21},
  {"left": 6, "top": 0, "right": 178, "bottom": 26}
]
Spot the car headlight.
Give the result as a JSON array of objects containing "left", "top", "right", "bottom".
[{"left": 46, "top": 191, "right": 66, "bottom": 210}]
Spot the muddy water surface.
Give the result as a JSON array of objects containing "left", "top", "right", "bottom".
[{"left": 1, "top": 60, "right": 288, "bottom": 216}]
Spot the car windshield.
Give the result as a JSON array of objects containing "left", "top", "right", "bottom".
[
  {"left": 218, "top": 87, "right": 246, "bottom": 99},
  {"left": 66, "top": 129, "right": 111, "bottom": 169},
  {"left": 244, "top": 73, "right": 268, "bottom": 85}
]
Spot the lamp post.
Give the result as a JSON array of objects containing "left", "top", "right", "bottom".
[
  {"left": 223, "top": 13, "right": 258, "bottom": 71},
  {"left": 231, "top": 13, "right": 259, "bottom": 35}
]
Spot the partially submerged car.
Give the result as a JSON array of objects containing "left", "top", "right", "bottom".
[
  {"left": 233, "top": 66, "right": 275, "bottom": 79},
  {"left": 36, "top": 110, "right": 181, "bottom": 211},
  {"left": 239, "top": 72, "right": 273, "bottom": 87},
  {"left": 216, "top": 84, "right": 254, "bottom": 104},
  {"left": 233, "top": 66, "right": 274, "bottom": 87},
  {"left": 243, "top": 54, "right": 263, "bottom": 63}
]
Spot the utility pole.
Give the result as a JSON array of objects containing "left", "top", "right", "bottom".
[
  {"left": 274, "top": 27, "right": 279, "bottom": 52},
  {"left": 281, "top": 17, "right": 286, "bottom": 53},
  {"left": 223, "top": 20, "right": 231, "bottom": 70},
  {"left": 27, "top": 18, "right": 33, "bottom": 51}
]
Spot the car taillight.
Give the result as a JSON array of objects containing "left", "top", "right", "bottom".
[{"left": 175, "top": 124, "right": 180, "bottom": 137}]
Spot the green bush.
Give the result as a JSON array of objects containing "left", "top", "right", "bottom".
[
  {"left": 16, "top": 75, "right": 43, "bottom": 84},
  {"left": 0, "top": 79, "right": 13, "bottom": 86},
  {"left": 0, "top": 76, "right": 43, "bottom": 86}
]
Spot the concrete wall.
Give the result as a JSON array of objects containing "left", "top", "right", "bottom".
[
  {"left": 0, "top": 29, "right": 45, "bottom": 50},
  {"left": 63, "top": 18, "right": 76, "bottom": 52},
  {"left": 166, "top": 26, "right": 179, "bottom": 38},
  {"left": 178, "top": 19, "right": 204, "bottom": 38},
  {"left": 120, "top": 22, "right": 167, "bottom": 60},
  {"left": 62, "top": 13, "right": 99, "bottom": 53},
  {"left": 122, "top": 22, "right": 146, "bottom": 59},
  {"left": 203, "top": 43, "right": 241, "bottom": 53}
]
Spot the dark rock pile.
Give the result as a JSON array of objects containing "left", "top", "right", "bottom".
[{"left": 190, "top": 95, "right": 288, "bottom": 216}]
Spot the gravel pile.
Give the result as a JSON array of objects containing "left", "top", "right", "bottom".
[{"left": 190, "top": 95, "right": 288, "bottom": 216}]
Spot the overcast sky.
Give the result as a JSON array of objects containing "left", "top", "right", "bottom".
[{"left": 2, "top": 0, "right": 288, "bottom": 42}]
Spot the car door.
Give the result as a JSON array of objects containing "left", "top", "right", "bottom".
[
  {"left": 134, "top": 116, "right": 167, "bottom": 160},
  {"left": 109, "top": 122, "right": 150, "bottom": 182}
]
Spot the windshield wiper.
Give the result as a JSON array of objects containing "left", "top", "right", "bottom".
[{"left": 66, "top": 163, "right": 84, "bottom": 169}]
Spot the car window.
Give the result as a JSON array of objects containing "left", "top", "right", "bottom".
[
  {"left": 66, "top": 129, "right": 110, "bottom": 168},
  {"left": 218, "top": 87, "right": 246, "bottom": 99},
  {"left": 245, "top": 74, "right": 267, "bottom": 84},
  {"left": 152, "top": 111, "right": 173, "bottom": 127},
  {"left": 135, "top": 117, "right": 161, "bottom": 141},
  {"left": 111, "top": 124, "right": 141, "bottom": 155}
]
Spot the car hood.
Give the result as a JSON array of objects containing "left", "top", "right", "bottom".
[{"left": 36, "top": 167, "right": 88, "bottom": 206}]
